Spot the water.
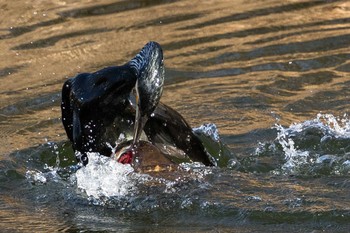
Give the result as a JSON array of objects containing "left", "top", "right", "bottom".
[{"left": 1, "top": 0, "right": 350, "bottom": 232}]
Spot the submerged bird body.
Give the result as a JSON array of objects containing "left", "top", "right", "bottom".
[{"left": 61, "top": 42, "right": 216, "bottom": 167}]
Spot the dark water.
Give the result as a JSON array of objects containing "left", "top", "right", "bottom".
[{"left": 1, "top": 0, "right": 350, "bottom": 232}]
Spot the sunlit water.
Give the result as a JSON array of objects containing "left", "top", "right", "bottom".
[{"left": 0, "top": 0, "right": 350, "bottom": 232}]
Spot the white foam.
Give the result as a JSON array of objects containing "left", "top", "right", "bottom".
[
  {"left": 74, "top": 153, "right": 139, "bottom": 200},
  {"left": 275, "top": 124, "right": 309, "bottom": 172},
  {"left": 25, "top": 169, "right": 60, "bottom": 185},
  {"left": 278, "top": 113, "right": 350, "bottom": 139},
  {"left": 193, "top": 123, "right": 220, "bottom": 141},
  {"left": 26, "top": 170, "right": 48, "bottom": 184},
  {"left": 274, "top": 113, "right": 350, "bottom": 174}
]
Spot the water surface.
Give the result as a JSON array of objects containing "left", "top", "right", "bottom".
[{"left": 0, "top": 0, "right": 350, "bottom": 232}]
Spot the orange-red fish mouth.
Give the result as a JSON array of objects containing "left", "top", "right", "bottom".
[{"left": 116, "top": 150, "right": 133, "bottom": 164}]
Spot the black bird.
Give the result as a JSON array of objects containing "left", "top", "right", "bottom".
[{"left": 61, "top": 41, "right": 215, "bottom": 167}]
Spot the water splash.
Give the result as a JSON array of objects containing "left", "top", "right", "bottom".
[
  {"left": 274, "top": 124, "right": 310, "bottom": 173},
  {"left": 261, "top": 114, "right": 350, "bottom": 175},
  {"left": 25, "top": 146, "right": 63, "bottom": 185},
  {"left": 74, "top": 153, "right": 142, "bottom": 202},
  {"left": 27, "top": 170, "right": 46, "bottom": 183},
  {"left": 71, "top": 154, "right": 216, "bottom": 208},
  {"left": 193, "top": 123, "right": 238, "bottom": 168},
  {"left": 179, "top": 162, "right": 213, "bottom": 179},
  {"left": 193, "top": 123, "right": 220, "bottom": 141},
  {"left": 24, "top": 135, "right": 219, "bottom": 208}
]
